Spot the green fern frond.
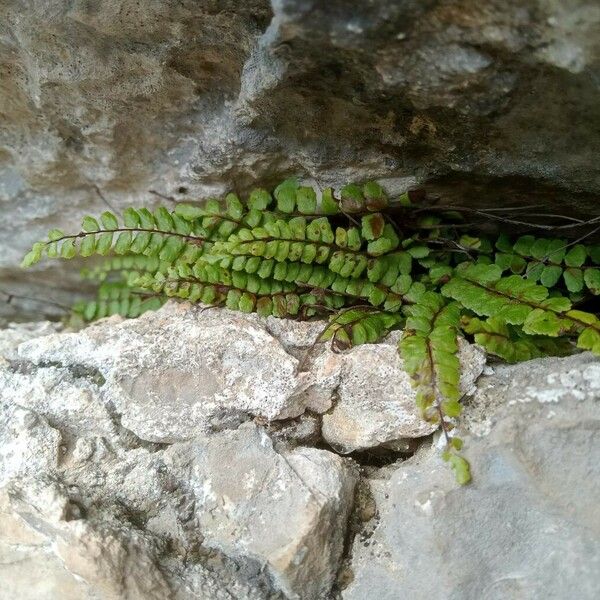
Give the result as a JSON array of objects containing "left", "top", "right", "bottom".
[
  {"left": 317, "top": 307, "right": 402, "bottom": 350},
  {"left": 22, "top": 207, "right": 207, "bottom": 268},
  {"left": 398, "top": 291, "right": 470, "bottom": 482},
  {"left": 442, "top": 262, "right": 600, "bottom": 354},
  {"left": 460, "top": 315, "right": 572, "bottom": 362},
  {"left": 80, "top": 255, "right": 172, "bottom": 282},
  {"left": 399, "top": 292, "right": 462, "bottom": 419},
  {"left": 72, "top": 281, "right": 164, "bottom": 321},
  {"left": 494, "top": 234, "right": 600, "bottom": 295},
  {"left": 21, "top": 179, "right": 600, "bottom": 486}
]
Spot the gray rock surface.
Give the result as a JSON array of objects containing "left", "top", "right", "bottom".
[
  {"left": 1, "top": 302, "right": 484, "bottom": 448},
  {"left": 0, "top": 313, "right": 360, "bottom": 599},
  {"left": 1, "top": 308, "right": 600, "bottom": 598},
  {"left": 321, "top": 333, "right": 486, "bottom": 453},
  {"left": 1, "top": 477, "right": 173, "bottom": 600},
  {"left": 2, "top": 1, "right": 600, "bottom": 596},
  {"left": 0, "top": 426, "right": 356, "bottom": 600},
  {"left": 2, "top": 0, "right": 599, "bottom": 317},
  {"left": 165, "top": 423, "right": 358, "bottom": 599},
  {"left": 0, "top": 321, "right": 62, "bottom": 359},
  {"left": 343, "top": 352, "right": 600, "bottom": 600}
]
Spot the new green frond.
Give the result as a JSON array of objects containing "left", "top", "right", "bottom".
[
  {"left": 72, "top": 281, "right": 165, "bottom": 322},
  {"left": 494, "top": 234, "right": 600, "bottom": 297},
  {"left": 318, "top": 307, "right": 402, "bottom": 350},
  {"left": 460, "top": 316, "right": 572, "bottom": 362},
  {"left": 399, "top": 294, "right": 462, "bottom": 419}
]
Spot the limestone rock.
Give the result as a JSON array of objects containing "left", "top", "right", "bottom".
[
  {"left": 0, "top": 424, "right": 356, "bottom": 599},
  {"left": 343, "top": 352, "right": 600, "bottom": 600},
  {"left": 7, "top": 303, "right": 311, "bottom": 442},
  {"left": 0, "top": 310, "right": 365, "bottom": 598},
  {"left": 1, "top": 309, "right": 600, "bottom": 599},
  {"left": 0, "top": 321, "right": 62, "bottom": 360},
  {"left": 1, "top": 477, "right": 172, "bottom": 600},
  {"left": 165, "top": 423, "right": 358, "bottom": 599},
  {"left": 0, "top": 406, "right": 62, "bottom": 486},
  {"left": 321, "top": 333, "right": 486, "bottom": 453},
  {"left": 0, "top": 361, "right": 116, "bottom": 441},
  {"left": 2, "top": 301, "right": 480, "bottom": 449}
]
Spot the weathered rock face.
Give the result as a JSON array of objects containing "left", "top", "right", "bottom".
[
  {"left": 344, "top": 353, "right": 600, "bottom": 600},
  {"left": 164, "top": 424, "right": 357, "bottom": 599},
  {"left": 1, "top": 306, "right": 600, "bottom": 598},
  {"left": 2, "top": 0, "right": 599, "bottom": 317},
  {"left": 0, "top": 302, "right": 486, "bottom": 448},
  {"left": 321, "top": 332, "right": 485, "bottom": 453},
  {"left": 0, "top": 309, "right": 361, "bottom": 599}
]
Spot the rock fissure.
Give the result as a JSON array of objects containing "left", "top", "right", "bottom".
[
  {"left": 2, "top": 1, "right": 600, "bottom": 321},
  {"left": 6, "top": 358, "right": 106, "bottom": 387}
]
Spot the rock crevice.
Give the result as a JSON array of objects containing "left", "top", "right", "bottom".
[{"left": 2, "top": 0, "right": 599, "bottom": 318}]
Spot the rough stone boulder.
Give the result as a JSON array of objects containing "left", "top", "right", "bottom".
[
  {"left": 0, "top": 301, "right": 486, "bottom": 449},
  {"left": 164, "top": 424, "right": 357, "bottom": 599},
  {"left": 1, "top": 308, "right": 600, "bottom": 598},
  {"left": 344, "top": 353, "right": 600, "bottom": 600},
  {"left": 0, "top": 309, "right": 363, "bottom": 599},
  {"left": 0, "top": 425, "right": 356, "bottom": 600}
]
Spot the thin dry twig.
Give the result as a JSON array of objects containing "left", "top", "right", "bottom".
[
  {"left": 92, "top": 184, "right": 116, "bottom": 212},
  {"left": 0, "top": 288, "right": 70, "bottom": 311}
]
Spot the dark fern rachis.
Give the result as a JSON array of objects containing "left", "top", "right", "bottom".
[{"left": 22, "top": 179, "right": 600, "bottom": 484}]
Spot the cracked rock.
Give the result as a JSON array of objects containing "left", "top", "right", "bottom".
[
  {"left": 1, "top": 478, "right": 172, "bottom": 600},
  {"left": 0, "top": 321, "right": 62, "bottom": 360},
  {"left": 3, "top": 302, "right": 485, "bottom": 449},
  {"left": 0, "top": 424, "right": 357, "bottom": 599},
  {"left": 0, "top": 406, "right": 62, "bottom": 486},
  {"left": 7, "top": 303, "right": 311, "bottom": 443},
  {"left": 165, "top": 423, "right": 358, "bottom": 599},
  {"left": 1, "top": 311, "right": 600, "bottom": 599},
  {"left": 320, "top": 333, "right": 486, "bottom": 453},
  {"left": 0, "top": 311, "right": 362, "bottom": 599}
]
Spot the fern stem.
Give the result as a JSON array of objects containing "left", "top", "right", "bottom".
[
  {"left": 48, "top": 228, "right": 206, "bottom": 246},
  {"left": 414, "top": 205, "right": 600, "bottom": 230},
  {"left": 238, "top": 235, "right": 365, "bottom": 256}
]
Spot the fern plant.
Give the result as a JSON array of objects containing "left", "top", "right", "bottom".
[{"left": 22, "top": 180, "right": 600, "bottom": 484}]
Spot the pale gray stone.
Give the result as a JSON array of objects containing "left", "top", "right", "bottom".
[
  {"left": 0, "top": 363, "right": 116, "bottom": 440},
  {"left": 0, "top": 406, "right": 62, "bottom": 486},
  {"left": 0, "top": 423, "right": 356, "bottom": 600},
  {"left": 321, "top": 335, "right": 486, "bottom": 453},
  {"left": 343, "top": 353, "right": 600, "bottom": 600},
  {"left": 5, "top": 301, "right": 469, "bottom": 448},
  {"left": 165, "top": 423, "right": 358, "bottom": 600},
  {"left": 0, "top": 321, "right": 62, "bottom": 360},
  {"left": 2, "top": 310, "right": 600, "bottom": 599},
  {"left": 0, "top": 312, "right": 364, "bottom": 599},
  {"left": 0, "top": 478, "right": 173, "bottom": 600},
  {"left": 9, "top": 303, "right": 312, "bottom": 442}
]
